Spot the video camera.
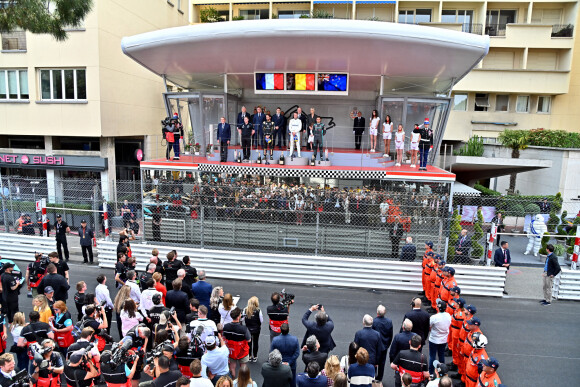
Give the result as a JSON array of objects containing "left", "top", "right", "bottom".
[
  {"left": 108, "top": 338, "right": 137, "bottom": 368},
  {"left": 145, "top": 340, "right": 172, "bottom": 367},
  {"left": 28, "top": 253, "right": 50, "bottom": 283},
  {"left": 33, "top": 346, "right": 53, "bottom": 370},
  {"left": 68, "top": 342, "right": 96, "bottom": 367},
  {"left": 279, "top": 288, "right": 295, "bottom": 308},
  {"left": 11, "top": 369, "right": 30, "bottom": 387}
]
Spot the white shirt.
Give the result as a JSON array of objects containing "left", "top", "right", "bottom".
[
  {"left": 189, "top": 318, "right": 218, "bottom": 345},
  {"left": 95, "top": 283, "right": 114, "bottom": 309},
  {"left": 190, "top": 377, "right": 214, "bottom": 387},
  {"left": 289, "top": 118, "right": 302, "bottom": 134},
  {"left": 429, "top": 312, "right": 452, "bottom": 344},
  {"left": 218, "top": 304, "right": 233, "bottom": 325},
  {"left": 126, "top": 280, "right": 141, "bottom": 304},
  {"left": 380, "top": 202, "right": 389, "bottom": 215},
  {"left": 140, "top": 288, "right": 161, "bottom": 315},
  {"left": 370, "top": 117, "right": 380, "bottom": 129}
]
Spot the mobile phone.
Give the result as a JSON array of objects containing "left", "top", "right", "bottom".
[{"left": 317, "top": 304, "right": 322, "bottom": 310}]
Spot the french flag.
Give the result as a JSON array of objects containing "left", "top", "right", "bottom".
[{"left": 265, "top": 73, "right": 284, "bottom": 90}]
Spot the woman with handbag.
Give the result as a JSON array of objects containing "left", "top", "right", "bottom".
[{"left": 49, "top": 301, "right": 74, "bottom": 357}]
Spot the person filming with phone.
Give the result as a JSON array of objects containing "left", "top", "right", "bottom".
[{"left": 301, "top": 304, "right": 336, "bottom": 355}]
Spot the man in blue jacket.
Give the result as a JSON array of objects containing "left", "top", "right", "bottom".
[
  {"left": 252, "top": 106, "right": 266, "bottom": 149},
  {"left": 272, "top": 107, "right": 286, "bottom": 149},
  {"left": 78, "top": 219, "right": 94, "bottom": 264},
  {"left": 192, "top": 270, "right": 212, "bottom": 310},
  {"left": 541, "top": 244, "right": 561, "bottom": 306},
  {"left": 354, "top": 314, "right": 384, "bottom": 371},
  {"left": 217, "top": 117, "right": 231, "bottom": 162},
  {"left": 389, "top": 319, "right": 414, "bottom": 363},
  {"left": 301, "top": 305, "right": 336, "bottom": 354},
  {"left": 400, "top": 237, "right": 417, "bottom": 262},
  {"left": 271, "top": 323, "right": 300, "bottom": 387}
]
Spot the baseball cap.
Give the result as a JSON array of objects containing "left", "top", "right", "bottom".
[
  {"left": 69, "top": 350, "right": 84, "bottom": 364},
  {"left": 481, "top": 357, "right": 499, "bottom": 370},
  {"left": 433, "top": 360, "right": 449, "bottom": 375},
  {"left": 152, "top": 294, "right": 162, "bottom": 304},
  {"left": 465, "top": 304, "right": 477, "bottom": 314},
  {"left": 205, "top": 335, "right": 216, "bottom": 346},
  {"left": 439, "top": 260, "right": 446, "bottom": 266},
  {"left": 451, "top": 286, "right": 461, "bottom": 294},
  {"left": 162, "top": 344, "right": 174, "bottom": 353},
  {"left": 437, "top": 301, "right": 447, "bottom": 311},
  {"left": 81, "top": 219, "right": 87, "bottom": 223},
  {"left": 56, "top": 214, "right": 62, "bottom": 218},
  {"left": 44, "top": 286, "right": 54, "bottom": 294},
  {"left": 467, "top": 317, "right": 481, "bottom": 326},
  {"left": 456, "top": 298, "right": 466, "bottom": 307},
  {"left": 447, "top": 267, "right": 456, "bottom": 276},
  {"left": 425, "top": 241, "right": 434, "bottom": 248},
  {"left": 3, "top": 262, "right": 14, "bottom": 269}
]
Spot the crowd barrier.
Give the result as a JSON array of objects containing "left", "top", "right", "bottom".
[
  {"left": 97, "top": 241, "right": 507, "bottom": 297},
  {"left": 556, "top": 270, "right": 580, "bottom": 300},
  {"left": 0, "top": 233, "right": 56, "bottom": 263}
]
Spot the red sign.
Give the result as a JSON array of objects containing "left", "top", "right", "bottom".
[{"left": 135, "top": 149, "right": 144, "bottom": 162}]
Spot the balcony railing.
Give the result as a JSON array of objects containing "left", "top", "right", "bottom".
[
  {"left": 463, "top": 23, "right": 483, "bottom": 35},
  {"left": 1, "top": 31, "right": 26, "bottom": 51},
  {"left": 552, "top": 24, "right": 574, "bottom": 37},
  {"left": 484, "top": 23, "right": 507, "bottom": 36}
]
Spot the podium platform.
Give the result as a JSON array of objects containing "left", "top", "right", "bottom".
[{"left": 285, "top": 157, "right": 309, "bottom": 166}]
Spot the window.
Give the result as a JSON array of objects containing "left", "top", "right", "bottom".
[
  {"left": 398, "top": 9, "right": 431, "bottom": 24},
  {"left": 217, "top": 10, "right": 229, "bottom": 21},
  {"left": 516, "top": 95, "right": 530, "bottom": 113},
  {"left": 474, "top": 93, "right": 489, "bottom": 111},
  {"left": 177, "top": 0, "right": 182, "bottom": 11},
  {"left": 39, "top": 69, "right": 86, "bottom": 101},
  {"left": 442, "top": 10, "right": 476, "bottom": 33},
  {"left": 537, "top": 96, "right": 551, "bottom": 113},
  {"left": 0, "top": 69, "right": 29, "bottom": 100},
  {"left": 485, "top": 10, "right": 516, "bottom": 36},
  {"left": 278, "top": 10, "right": 309, "bottom": 19},
  {"left": 1, "top": 31, "right": 26, "bottom": 51},
  {"left": 239, "top": 9, "right": 269, "bottom": 20},
  {"left": 452, "top": 94, "right": 468, "bottom": 111},
  {"left": 495, "top": 95, "right": 509, "bottom": 112}
]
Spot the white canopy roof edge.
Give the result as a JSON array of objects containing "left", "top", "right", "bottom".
[{"left": 121, "top": 19, "right": 489, "bottom": 93}]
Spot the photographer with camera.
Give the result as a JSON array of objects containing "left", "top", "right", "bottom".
[
  {"left": 100, "top": 347, "right": 139, "bottom": 387},
  {"left": 188, "top": 306, "right": 217, "bottom": 351},
  {"left": 175, "top": 336, "right": 202, "bottom": 377},
  {"left": 63, "top": 349, "right": 100, "bottom": 387},
  {"left": 26, "top": 253, "right": 49, "bottom": 298},
  {"left": 17, "top": 311, "right": 54, "bottom": 371},
  {"left": 301, "top": 305, "right": 336, "bottom": 355},
  {"left": 1, "top": 262, "right": 22, "bottom": 323},
  {"left": 30, "top": 339, "right": 63, "bottom": 387},
  {"left": 0, "top": 353, "right": 26, "bottom": 387},
  {"left": 267, "top": 291, "right": 294, "bottom": 343},
  {"left": 144, "top": 355, "right": 181, "bottom": 387},
  {"left": 201, "top": 335, "right": 230, "bottom": 384},
  {"left": 68, "top": 328, "right": 101, "bottom": 365},
  {"left": 82, "top": 304, "right": 108, "bottom": 352}
]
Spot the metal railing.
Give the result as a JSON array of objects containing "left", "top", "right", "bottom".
[
  {"left": 484, "top": 23, "right": 507, "bottom": 36},
  {"left": 552, "top": 24, "right": 574, "bottom": 37}
]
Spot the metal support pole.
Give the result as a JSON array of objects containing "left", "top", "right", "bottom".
[
  {"left": 487, "top": 222, "right": 497, "bottom": 267},
  {"left": 315, "top": 212, "right": 320, "bottom": 256},
  {"left": 42, "top": 199, "right": 48, "bottom": 237},
  {"left": 140, "top": 173, "right": 147, "bottom": 244},
  {"left": 104, "top": 201, "right": 110, "bottom": 241},
  {"left": 200, "top": 205, "right": 205, "bottom": 249}
]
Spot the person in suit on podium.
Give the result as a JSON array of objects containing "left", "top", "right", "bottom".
[
  {"left": 454, "top": 229, "right": 471, "bottom": 262},
  {"left": 273, "top": 107, "right": 286, "bottom": 149},
  {"left": 253, "top": 106, "right": 266, "bottom": 149},
  {"left": 217, "top": 117, "right": 231, "bottom": 162},
  {"left": 237, "top": 106, "right": 251, "bottom": 134},
  {"left": 353, "top": 111, "right": 366, "bottom": 150}
]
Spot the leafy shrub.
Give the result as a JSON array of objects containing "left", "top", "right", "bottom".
[
  {"left": 200, "top": 7, "right": 222, "bottom": 23},
  {"left": 454, "top": 135, "right": 485, "bottom": 157},
  {"left": 538, "top": 232, "right": 551, "bottom": 255},
  {"left": 447, "top": 209, "right": 462, "bottom": 262}
]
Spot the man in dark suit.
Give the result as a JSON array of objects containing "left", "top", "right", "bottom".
[
  {"left": 541, "top": 244, "right": 561, "bottom": 306},
  {"left": 400, "top": 236, "right": 416, "bottom": 261},
  {"left": 301, "top": 305, "right": 336, "bottom": 354},
  {"left": 494, "top": 241, "right": 511, "bottom": 295},
  {"left": 455, "top": 229, "right": 471, "bottom": 262},
  {"left": 353, "top": 111, "right": 366, "bottom": 150},
  {"left": 217, "top": 117, "right": 231, "bottom": 162},
  {"left": 237, "top": 106, "right": 251, "bottom": 139},
  {"left": 272, "top": 107, "right": 286, "bottom": 149},
  {"left": 491, "top": 212, "right": 505, "bottom": 246},
  {"left": 306, "top": 107, "right": 319, "bottom": 151},
  {"left": 400, "top": 297, "right": 430, "bottom": 349},
  {"left": 252, "top": 106, "right": 266, "bottom": 149},
  {"left": 390, "top": 217, "right": 405, "bottom": 258}
]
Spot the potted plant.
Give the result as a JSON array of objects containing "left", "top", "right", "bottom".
[
  {"left": 553, "top": 243, "right": 566, "bottom": 257},
  {"left": 556, "top": 210, "right": 568, "bottom": 244},
  {"left": 471, "top": 209, "right": 485, "bottom": 264},
  {"left": 193, "top": 143, "right": 201, "bottom": 155},
  {"left": 567, "top": 245, "right": 575, "bottom": 260},
  {"left": 447, "top": 209, "right": 462, "bottom": 263},
  {"left": 184, "top": 143, "right": 192, "bottom": 155}
]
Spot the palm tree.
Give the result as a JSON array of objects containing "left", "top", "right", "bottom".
[{"left": 498, "top": 130, "right": 529, "bottom": 194}]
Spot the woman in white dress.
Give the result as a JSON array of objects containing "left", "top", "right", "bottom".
[
  {"left": 410, "top": 124, "right": 421, "bottom": 168},
  {"left": 382, "top": 115, "right": 393, "bottom": 158},
  {"left": 369, "top": 109, "right": 380, "bottom": 153},
  {"left": 395, "top": 124, "right": 405, "bottom": 166}
]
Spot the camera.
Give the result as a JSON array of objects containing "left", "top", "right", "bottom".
[
  {"left": 279, "top": 288, "right": 295, "bottom": 308},
  {"left": 168, "top": 306, "right": 175, "bottom": 316},
  {"left": 33, "top": 346, "right": 53, "bottom": 370},
  {"left": 144, "top": 340, "right": 171, "bottom": 367},
  {"left": 108, "top": 338, "right": 137, "bottom": 368},
  {"left": 12, "top": 369, "right": 30, "bottom": 387}
]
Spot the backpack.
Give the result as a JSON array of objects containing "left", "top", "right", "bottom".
[{"left": 71, "top": 316, "right": 87, "bottom": 339}]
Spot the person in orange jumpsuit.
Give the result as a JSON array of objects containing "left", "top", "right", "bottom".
[
  {"left": 445, "top": 286, "right": 461, "bottom": 354},
  {"left": 465, "top": 332, "right": 488, "bottom": 387},
  {"left": 448, "top": 298, "right": 466, "bottom": 371},
  {"left": 430, "top": 258, "right": 445, "bottom": 312},
  {"left": 477, "top": 357, "right": 501, "bottom": 387},
  {"left": 440, "top": 267, "right": 457, "bottom": 304},
  {"left": 421, "top": 243, "right": 435, "bottom": 297},
  {"left": 461, "top": 317, "right": 482, "bottom": 385},
  {"left": 454, "top": 304, "right": 476, "bottom": 376}
]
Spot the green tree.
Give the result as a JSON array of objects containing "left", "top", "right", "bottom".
[
  {"left": 447, "top": 209, "right": 461, "bottom": 262},
  {"left": 199, "top": 6, "right": 222, "bottom": 23},
  {"left": 538, "top": 232, "right": 551, "bottom": 255},
  {"left": 498, "top": 129, "right": 530, "bottom": 194},
  {"left": 0, "top": 0, "right": 93, "bottom": 41}
]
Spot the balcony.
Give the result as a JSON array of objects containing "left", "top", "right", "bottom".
[
  {"left": 1, "top": 31, "right": 26, "bottom": 51},
  {"left": 485, "top": 24, "right": 574, "bottom": 49},
  {"left": 455, "top": 69, "right": 570, "bottom": 95},
  {"left": 420, "top": 22, "right": 483, "bottom": 35}
]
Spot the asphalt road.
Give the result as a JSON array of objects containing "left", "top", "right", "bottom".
[{"left": 10, "top": 260, "right": 580, "bottom": 387}]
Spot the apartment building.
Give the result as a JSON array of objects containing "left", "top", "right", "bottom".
[
  {"left": 0, "top": 0, "right": 188, "bottom": 199},
  {"left": 189, "top": 0, "right": 580, "bottom": 143}
]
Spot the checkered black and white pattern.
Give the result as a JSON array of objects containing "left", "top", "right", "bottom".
[{"left": 198, "top": 163, "right": 387, "bottom": 180}]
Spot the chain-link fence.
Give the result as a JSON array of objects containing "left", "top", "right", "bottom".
[{"left": 139, "top": 171, "right": 455, "bottom": 261}]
